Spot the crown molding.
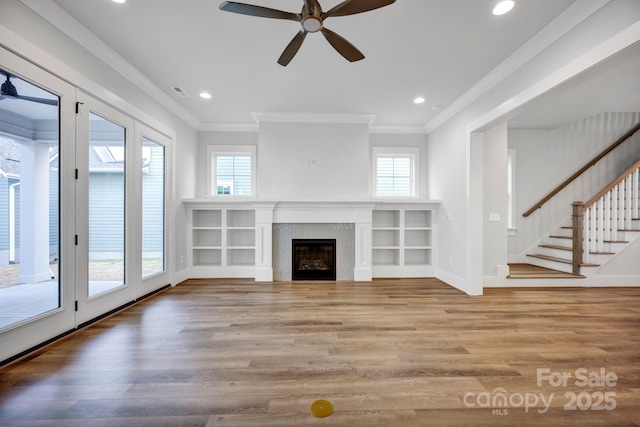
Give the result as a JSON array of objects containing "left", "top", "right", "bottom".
[{"left": 251, "top": 112, "right": 377, "bottom": 125}]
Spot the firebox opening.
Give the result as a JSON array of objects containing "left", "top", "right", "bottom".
[{"left": 292, "top": 239, "right": 336, "bottom": 281}]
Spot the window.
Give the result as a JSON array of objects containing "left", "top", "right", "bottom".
[
  {"left": 207, "top": 145, "right": 256, "bottom": 196},
  {"left": 372, "top": 147, "right": 419, "bottom": 197}
]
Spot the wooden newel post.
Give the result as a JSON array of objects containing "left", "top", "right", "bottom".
[{"left": 572, "top": 202, "right": 584, "bottom": 276}]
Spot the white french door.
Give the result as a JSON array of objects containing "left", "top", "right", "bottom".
[
  {"left": 75, "top": 92, "right": 135, "bottom": 324},
  {"left": 75, "top": 93, "right": 172, "bottom": 324},
  {"left": 0, "top": 47, "right": 76, "bottom": 362},
  {"left": 136, "top": 123, "right": 171, "bottom": 297},
  {"left": 0, "top": 50, "right": 172, "bottom": 363}
]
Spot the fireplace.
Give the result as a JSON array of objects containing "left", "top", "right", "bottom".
[{"left": 292, "top": 239, "right": 336, "bottom": 281}]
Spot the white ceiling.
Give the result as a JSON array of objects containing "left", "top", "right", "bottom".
[{"left": 20, "top": 0, "right": 637, "bottom": 130}]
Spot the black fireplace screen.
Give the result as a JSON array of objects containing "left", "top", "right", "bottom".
[{"left": 292, "top": 239, "right": 336, "bottom": 280}]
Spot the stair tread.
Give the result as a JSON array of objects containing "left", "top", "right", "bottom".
[
  {"left": 507, "top": 263, "right": 585, "bottom": 279},
  {"left": 539, "top": 244, "right": 572, "bottom": 251},
  {"left": 527, "top": 254, "right": 572, "bottom": 264},
  {"left": 527, "top": 254, "right": 600, "bottom": 267},
  {"left": 590, "top": 251, "right": 615, "bottom": 255},
  {"left": 549, "top": 235, "right": 572, "bottom": 240},
  {"left": 604, "top": 240, "right": 629, "bottom": 243}
]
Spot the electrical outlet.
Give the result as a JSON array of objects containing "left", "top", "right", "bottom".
[{"left": 489, "top": 213, "right": 500, "bottom": 222}]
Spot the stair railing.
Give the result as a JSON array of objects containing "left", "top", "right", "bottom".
[
  {"left": 571, "top": 159, "right": 640, "bottom": 274},
  {"left": 523, "top": 123, "right": 640, "bottom": 218}
]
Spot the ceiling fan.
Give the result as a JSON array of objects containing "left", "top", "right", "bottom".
[
  {"left": 0, "top": 72, "right": 58, "bottom": 106},
  {"left": 219, "top": 0, "right": 396, "bottom": 66}
]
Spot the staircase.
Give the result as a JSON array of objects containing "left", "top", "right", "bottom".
[{"left": 526, "top": 160, "right": 640, "bottom": 276}]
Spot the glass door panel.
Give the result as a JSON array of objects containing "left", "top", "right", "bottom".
[
  {"left": 75, "top": 93, "right": 134, "bottom": 325},
  {"left": 141, "top": 137, "right": 165, "bottom": 278},
  {"left": 88, "top": 113, "right": 126, "bottom": 297},
  {"left": 0, "top": 69, "right": 61, "bottom": 329},
  {"left": 0, "top": 47, "right": 76, "bottom": 364}
]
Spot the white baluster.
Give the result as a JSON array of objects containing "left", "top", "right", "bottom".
[
  {"left": 618, "top": 181, "right": 625, "bottom": 232},
  {"left": 620, "top": 175, "right": 633, "bottom": 230},
  {"left": 611, "top": 186, "right": 619, "bottom": 242},
  {"left": 633, "top": 168, "right": 640, "bottom": 223},
  {"left": 589, "top": 206, "right": 597, "bottom": 258},
  {"left": 604, "top": 190, "right": 611, "bottom": 244},
  {"left": 596, "top": 198, "right": 605, "bottom": 253},
  {"left": 583, "top": 206, "right": 591, "bottom": 258}
]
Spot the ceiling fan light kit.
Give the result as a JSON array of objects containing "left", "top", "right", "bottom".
[{"left": 219, "top": 0, "right": 397, "bottom": 66}]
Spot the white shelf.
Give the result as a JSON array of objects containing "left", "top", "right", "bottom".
[
  {"left": 372, "top": 229, "right": 400, "bottom": 247},
  {"left": 404, "top": 229, "right": 431, "bottom": 247},
  {"left": 193, "top": 248, "right": 222, "bottom": 266},
  {"left": 193, "top": 229, "right": 222, "bottom": 247},
  {"left": 227, "top": 248, "right": 255, "bottom": 266},
  {"left": 405, "top": 210, "right": 432, "bottom": 228},
  {"left": 193, "top": 210, "right": 222, "bottom": 227},
  {"left": 372, "top": 208, "right": 435, "bottom": 277},
  {"left": 227, "top": 210, "right": 255, "bottom": 227},
  {"left": 372, "top": 248, "right": 400, "bottom": 266},
  {"left": 372, "top": 210, "right": 400, "bottom": 228},
  {"left": 189, "top": 207, "right": 256, "bottom": 276}
]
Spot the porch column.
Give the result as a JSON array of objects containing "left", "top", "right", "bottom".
[{"left": 18, "top": 140, "right": 51, "bottom": 284}]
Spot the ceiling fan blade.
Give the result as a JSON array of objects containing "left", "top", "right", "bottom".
[
  {"left": 322, "top": 0, "right": 396, "bottom": 19},
  {"left": 278, "top": 30, "right": 307, "bottom": 66},
  {"left": 320, "top": 28, "right": 365, "bottom": 62},
  {"left": 219, "top": 1, "right": 300, "bottom": 21},
  {"left": 17, "top": 95, "right": 58, "bottom": 106}
]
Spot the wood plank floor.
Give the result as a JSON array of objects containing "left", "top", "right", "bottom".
[{"left": 1, "top": 278, "right": 639, "bottom": 426}]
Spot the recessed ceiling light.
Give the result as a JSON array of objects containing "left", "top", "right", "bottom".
[
  {"left": 493, "top": 0, "right": 514, "bottom": 15},
  {"left": 414, "top": 96, "right": 426, "bottom": 104},
  {"left": 112, "top": 0, "right": 126, "bottom": 3},
  {"left": 200, "top": 92, "right": 212, "bottom": 100}
]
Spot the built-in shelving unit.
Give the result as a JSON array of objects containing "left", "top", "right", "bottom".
[
  {"left": 372, "top": 207, "right": 434, "bottom": 277},
  {"left": 188, "top": 206, "right": 256, "bottom": 277},
  {"left": 184, "top": 200, "right": 438, "bottom": 281}
]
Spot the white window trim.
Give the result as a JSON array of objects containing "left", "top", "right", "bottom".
[
  {"left": 206, "top": 145, "right": 256, "bottom": 197},
  {"left": 371, "top": 146, "right": 419, "bottom": 198}
]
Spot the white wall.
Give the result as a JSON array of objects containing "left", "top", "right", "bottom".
[
  {"left": 197, "top": 126, "right": 429, "bottom": 201},
  {"left": 483, "top": 123, "right": 508, "bottom": 277},
  {"left": 428, "top": 0, "right": 640, "bottom": 294},
  {"left": 258, "top": 122, "right": 370, "bottom": 200}
]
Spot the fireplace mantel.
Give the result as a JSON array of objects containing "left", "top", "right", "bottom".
[{"left": 184, "top": 199, "right": 440, "bottom": 282}]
